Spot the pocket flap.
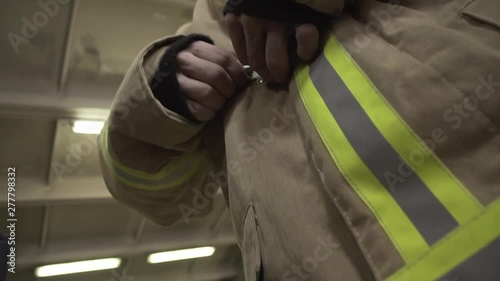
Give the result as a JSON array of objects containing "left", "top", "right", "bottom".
[
  {"left": 462, "top": 0, "right": 500, "bottom": 30},
  {"left": 242, "top": 205, "right": 262, "bottom": 281}
]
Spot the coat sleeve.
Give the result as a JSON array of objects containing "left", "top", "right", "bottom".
[{"left": 97, "top": 34, "right": 219, "bottom": 226}]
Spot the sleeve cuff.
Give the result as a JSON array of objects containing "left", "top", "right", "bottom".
[{"left": 150, "top": 34, "right": 214, "bottom": 123}]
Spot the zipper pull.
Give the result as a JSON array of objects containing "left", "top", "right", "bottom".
[{"left": 243, "top": 65, "right": 264, "bottom": 84}]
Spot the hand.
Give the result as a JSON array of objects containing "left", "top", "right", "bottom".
[
  {"left": 225, "top": 14, "right": 320, "bottom": 84},
  {"left": 176, "top": 41, "right": 247, "bottom": 121}
]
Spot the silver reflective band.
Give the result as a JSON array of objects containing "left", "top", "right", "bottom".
[
  {"left": 308, "top": 54, "right": 458, "bottom": 245},
  {"left": 438, "top": 237, "right": 500, "bottom": 281}
]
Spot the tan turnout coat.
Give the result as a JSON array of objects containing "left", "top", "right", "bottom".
[{"left": 98, "top": 0, "right": 500, "bottom": 280}]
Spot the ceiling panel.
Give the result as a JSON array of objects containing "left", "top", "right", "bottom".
[
  {"left": 68, "top": 0, "right": 194, "bottom": 74},
  {"left": 0, "top": 118, "right": 55, "bottom": 179},
  {"left": 64, "top": 0, "right": 195, "bottom": 99},
  {"left": 47, "top": 203, "right": 137, "bottom": 241},
  {"left": 0, "top": 206, "right": 44, "bottom": 245},
  {"left": 49, "top": 119, "right": 102, "bottom": 182},
  {"left": 0, "top": 1, "right": 244, "bottom": 280},
  {"left": 0, "top": 0, "right": 73, "bottom": 94},
  {"left": 3, "top": 270, "right": 37, "bottom": 281}
]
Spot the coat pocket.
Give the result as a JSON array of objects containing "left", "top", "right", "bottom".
[
  {"left": 461, "top": 0, "right": 500, "bottom": 30},
  {"left": 241, "top": 205, "right": 263, "bottom": 281}
]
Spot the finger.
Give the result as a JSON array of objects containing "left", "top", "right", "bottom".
[
  {"left": 295, "top": 23, "right": 320, "bottom": 61},
  {"left": 178, "top": 74, "right": 225, "bottom": 110},
  {"left": 242, "top": 15, "right": 273, "bottom": 82},
  {"left": 266, "top": 24, "right": 290, "bottom": 83},
  {"left": 177, "top": 51, "right": 235, "bottom": 98},
  {"left": 187, "top": 41, "right": 247, "bottom": 88},
  {"left": 185, "top": 99, "right": 216, "bottom": 121},
  {"left": 225, "top": 14, "right": 249, "bottom": 65}
]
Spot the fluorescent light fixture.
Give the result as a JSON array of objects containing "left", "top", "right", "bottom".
[
  {"left": 35, "top": 258, "right": 121, "bottom": 277},
  {"left": 72, "top": 120, "right": 105, "bottom": 135},
  {"left": 147, "top": 246, "right": 215, "bottom": 264}
]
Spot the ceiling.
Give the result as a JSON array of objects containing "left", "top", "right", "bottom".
[{"left": 0, "top": 0, "right": 244, "bottom": 280}]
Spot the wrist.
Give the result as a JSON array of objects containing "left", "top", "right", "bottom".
[{"left": 151, "top": 34, "right": 214, "bottom": 122}]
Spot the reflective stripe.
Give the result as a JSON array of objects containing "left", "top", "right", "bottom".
[
  {"left": 296, "top": 34, "right": 488, "bottom": 263},
  {"left": 296, "top": 65, "right": 429, "bottom": 263},
  {"left": 439, "top": 237, "right": 500, "bottom": 281},
  {"left": 309, "top": 52, "right": 458, "bottom": 245},
  {"left": 322, "top": 37, "right": 483, "bottom": 225},
  {"left": 387, "top": 199, "right": 500, "bottom": 281},
  {"left": 100, "top": 124, "right": 206, "bottom": 191}
]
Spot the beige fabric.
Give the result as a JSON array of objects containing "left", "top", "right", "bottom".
[
  {"left": 345, "top": 0, "right": 500, "bottom": 205},
  {"left": 194, "top": 0, "right": 221, "bottom": 22},
  {"left": 98, "top": 0, "right": 500, "bottom": 280},
  {"left": 461, "top": 0, "right": 500, "bottom": 30},
  {"left": 206, "top": 0, "right": 227, "bottom": 22}
]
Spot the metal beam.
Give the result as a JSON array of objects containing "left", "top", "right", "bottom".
[
  {"left": 17, "top": 231, "right": 237, "bottom": 268},
  {"left": 0, "top": 175, "right": 227, "bottom": 207},
  {"left": 40, "top": 205, "right": 52, "bottom": 249},
  {"left": 0, "top": 177, "right": 114, "bottom": 206},
  {"left": 134, "top": 218, "right": 147, "bottom": 242},
  {"left": 0, "top": 97, "right": 111, "bottom": 121},
  {"left": 139, "top": 270, "right": 240, "bottom": 281},
  {"left": 209, "top": 199, "right": 229, "bottom": 236},
  {"left": 57, "top": 0, "right": 79, "bottom": 93}
]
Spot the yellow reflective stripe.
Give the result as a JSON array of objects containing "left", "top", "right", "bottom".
[
  {"left": 387, "top": 199, "right": 500, "bottom": 281},
  {"left": 309, "top": 48, "right": 457, "bottom": 245},
  {"left": 102, "top": 126, "right": 198, "bottom": 180},
  {"left": 295, "top": 65, "right": 429, "bottom": 263},
  {"left": 322, "top": 36, "right": 483, "bottom": 225},
  {"left": 100, "top": 124, "right": 206, "bottom": 191}
]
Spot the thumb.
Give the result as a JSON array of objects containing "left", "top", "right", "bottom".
[{"left": 295, "top": 23, "right": 320, "bottom": 61}]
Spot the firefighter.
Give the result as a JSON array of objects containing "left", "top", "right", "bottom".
[{"left": 98, "top": 0, "right": 500, "bottom": 280}]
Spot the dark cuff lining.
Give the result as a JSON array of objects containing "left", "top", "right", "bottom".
[
  {"left": 150, "top": 34, "right": 214, "bottom": 123},
  {"left": 224, "top": 0, "right": 331, "bottom": 23}
]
